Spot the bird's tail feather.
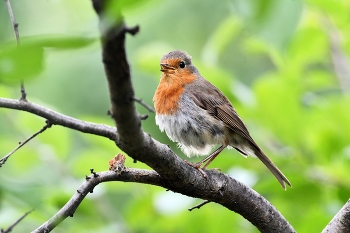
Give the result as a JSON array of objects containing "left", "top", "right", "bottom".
[{"left": 255, "top": 149, "right": 292, "bottom": 190}]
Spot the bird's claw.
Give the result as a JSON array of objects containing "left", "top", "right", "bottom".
[
  {"left": 197, "top": 168, "right": 208, "bottom": 178},
  {"left": 184, "top": 160, "right": 200, "bottom": 168},
  {"left": 184, "top": 160, "right": 207, "bottom": 178}
]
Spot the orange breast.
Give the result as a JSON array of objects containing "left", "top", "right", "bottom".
[{"left": 153, "top": 71, "right": 196, "bottom": 115}]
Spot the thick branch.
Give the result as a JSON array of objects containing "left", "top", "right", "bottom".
[
  {"left": 0, "top": 98, "right": 116, "bottom": 140},
  {"left": 0, "top": 1, "right": 295, "bottom": 232},
  {"left": 0, "top": 97, "right": 295, "bottom": 232},
  {"left": 322, "top": 199, "right": 350, "bottom": 233},
  {"left": 0, "top": 98, "right": 295, "bottom": 233},
  {"left": 91, "top": 1, "right": 295, "bottom": 232},
  {"left": 92, "top": 0, "right": 143, "bottom": 151}
]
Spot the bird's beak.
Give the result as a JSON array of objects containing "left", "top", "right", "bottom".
[{"left": 160, "top": 63, "right": 175, "bottom": 73}]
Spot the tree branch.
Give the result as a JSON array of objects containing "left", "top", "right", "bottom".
[
  {"left": 0, "top": 95, "right": 295, "bottom": 232},
  {"left": 322, "top": 199, "right": 350, "bottom": 233},
  {"left": 188, "top": 200, "right": 211, "bottom": 211},
  {"left": 1, "top": 208, "right": 34, "bottom": 233},
  {"left": 4, "top": 0, "right": 28, "bottom": 101},
  {"left": 0, "top": 121, "right": 52, "bottom": 167},
  {"left": 20, "top": 81, "right": 27, "bottom": 101},
  {"left": 91, "top": 1, "right": 295, "bottom": 232},
  {"left": 0, "top": 0, "right": 295, "bottom": 232},
  {"left": 4, "top": 0, "right": 20, "bottom": 45},
  {"left": 132, "top": 97, "right": 156, "bottom": 113},
  {"left": 31, "top": 168, "right": 162, "bottom": 233},
  {"left": 0, "top": 98, "right": 116, "bottom": 141},
  {"left": 93, "top": 0, "right": 144, "bottom": 151}
]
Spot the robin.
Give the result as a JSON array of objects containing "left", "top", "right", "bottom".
[{"left": 153, "top": 50, "right": 291, "bottom": 189}]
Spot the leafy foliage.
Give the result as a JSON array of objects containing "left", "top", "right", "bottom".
[{"left": 1, "top": 0, "right": 350, "bottom": 232}]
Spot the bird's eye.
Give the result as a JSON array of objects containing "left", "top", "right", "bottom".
[{"left": 179, "top": 61, "right": 186, "bottom": 68}]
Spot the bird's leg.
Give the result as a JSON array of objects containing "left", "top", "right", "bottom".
[
  {"left": 186, "top": 145, "right": 226, "bottom": 177},
  {"left": 201, "top": 145, "right": 226, "bottom": 169}
]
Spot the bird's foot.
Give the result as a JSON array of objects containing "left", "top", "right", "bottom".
[
  {"left": 184, "top": 160, "right": 201, "bottom": 168},
  {"left": 184, "top": 160, "right": 207, "bottom": 178}
]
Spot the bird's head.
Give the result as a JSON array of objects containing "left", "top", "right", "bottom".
[{"left": 159, "top": 50, "right": 198, "bottom": 77}]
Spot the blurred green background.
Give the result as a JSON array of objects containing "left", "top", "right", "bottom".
[{"left": 1, "top": 0, "right": 350, "bottom": 232}]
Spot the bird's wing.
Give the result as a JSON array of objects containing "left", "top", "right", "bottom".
[
  {"left": 188, "top": 79, "right": 292, "bottom": 189},
  {"left": 190, "top": 84, "right": 259, "bottom": 150}
]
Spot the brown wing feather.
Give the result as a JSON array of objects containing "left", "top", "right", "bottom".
[
  {"left": 188, "top": 78, "right": 292, "bottom": 189},
  {"left": 191, "top": 90, "right": 260, "bottom": 151}
]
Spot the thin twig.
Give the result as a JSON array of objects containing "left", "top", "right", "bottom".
[
  {"left": 132, "top": 97, "right": 155, "bottom": 113},
  {"left": 0, "top": 121, "right": 52, "bottom": 167},
  {"left": 1, "top": 208, "right": 34, "bottom": 233},
  {"left": 32, "top": 169, "right": 162, "bottom": 233},
  {"left": 4, "top": 0, "right": 20, "bottom": 45},
  {"left": 20, "top": 81, "right": 27, "bottom": 101},
  {"left": 124, "top": 25, "right": 140, "bottom": 35},
  {"left": 188, "top": 200, "right": 211, "bottom": 211},
  {"left": 140, "top": 114, "right": 149, "bottom": 120},
  {"left": 4, "top": 0, "right": 27, "bottom": 103}
]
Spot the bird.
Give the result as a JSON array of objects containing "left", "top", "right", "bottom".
[{"left": 153, "top": 50, "right": 291, "bottom": 189}]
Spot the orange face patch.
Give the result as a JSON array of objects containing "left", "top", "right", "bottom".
[{"left": 153, "top": 60, "right": 196, "bottom": 115}]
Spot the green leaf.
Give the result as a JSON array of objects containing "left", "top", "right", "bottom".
[{"left": 0, "top": 35, "right": 96, "bottom": 83}]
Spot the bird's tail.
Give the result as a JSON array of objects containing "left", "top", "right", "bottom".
[{"left": 254, "top": 149, "right": 292, "bottom": 190}]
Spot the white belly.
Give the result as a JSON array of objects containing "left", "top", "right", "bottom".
[{"left": 155, "top": 95, "right": 226, "bottom": 157}]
